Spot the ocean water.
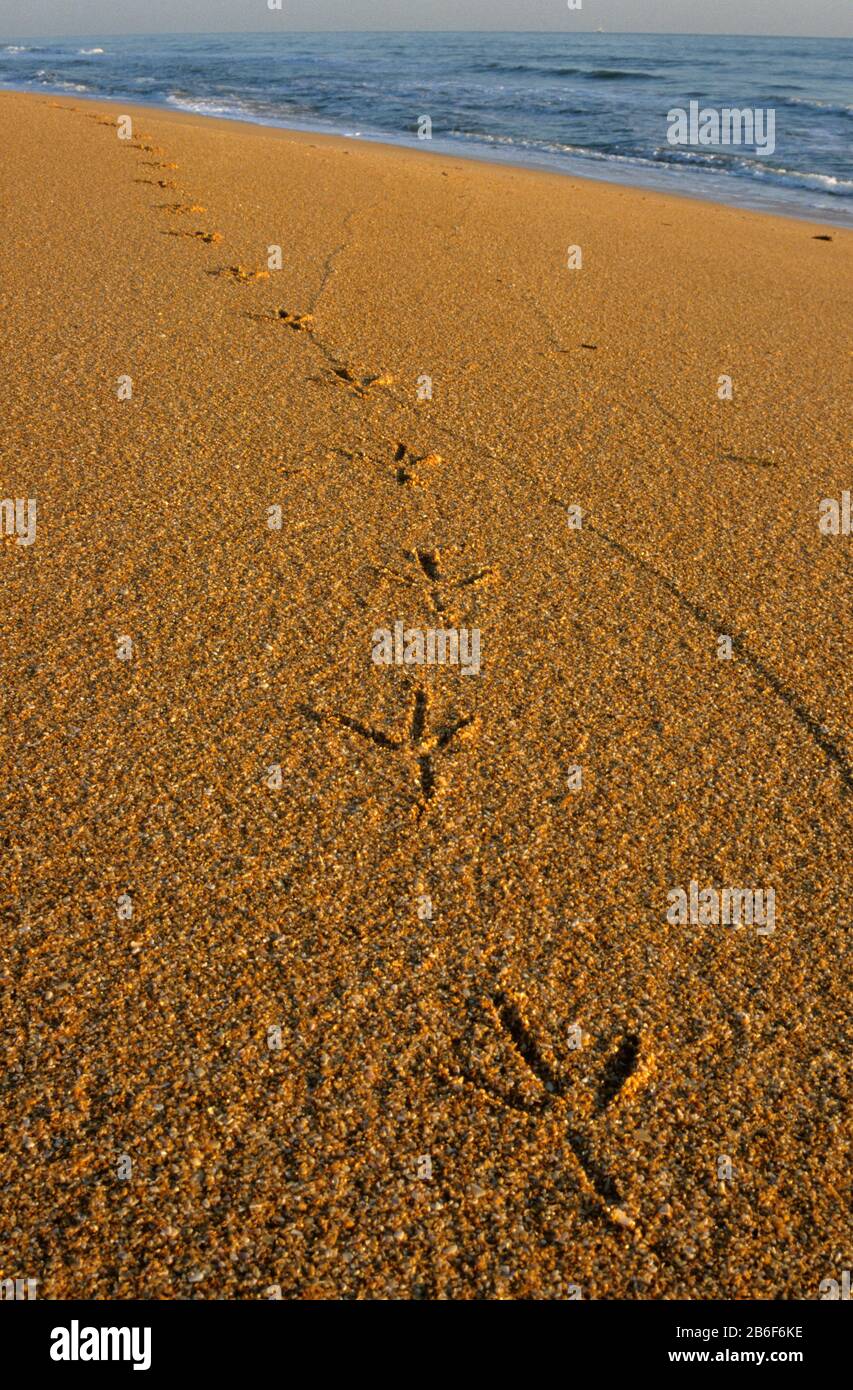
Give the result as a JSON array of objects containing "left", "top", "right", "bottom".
[{"left": 2, "top": 31, "right": 851, "bottom": 223}]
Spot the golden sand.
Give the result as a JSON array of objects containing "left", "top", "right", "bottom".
[{"left": 0, "top": 92, "right": 850, "bottom": 1300}]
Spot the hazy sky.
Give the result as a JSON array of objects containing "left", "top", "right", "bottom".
[{"left": 1, "top": 0, "right": 851, "bottom": 40}]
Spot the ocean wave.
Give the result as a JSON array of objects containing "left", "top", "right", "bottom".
[
  {"left": 448, "top": 128, "right": 853, "bottom": 198},
  {"left": 448, "top": 129, "right": 594, "bottom": 153},
  {"left": 164, "top": 92, "right": 291, "bottom": 122},
  {"left": 475, "top": 62, "right": 582, "bottom": 77},
  {"left": 652, "top": 146, "right": 853, "bottom": 194},
  {"left": 780, "top": 95, "right": 853, "bottom": 116},
  {"left": 583, "top": 69, "right": 657, "bottom": 81},
  {"left": 78, "top": 48, "right": 105, "bottom": 56},
  {"left": 472, "top": 62, "right": 658, "bottom": 81},
  {"left": 448, "top": 130, "right": 669, "bottom": 172},
  {"left": 746, "top": 165, "right": 853, "bottom": 194},
  {"left": 449, "top": 129, "right": 527, "bottom": 147},
  {"left": 33, "top": 77, "right": 91, "bottom": 93},
  {"left": 165, "top": 93, "right": 246, "bottom": 116}
]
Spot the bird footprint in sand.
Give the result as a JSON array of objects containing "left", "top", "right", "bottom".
[
  {"left": 371, "top": 547, "right": 497, "bottom": 616},
  {"left": 275, "top": 309, "right": 315, "bottom": 331},
  {"left": 301, "top": 686, "right": 476, "bottom": 815},
  {"left": 448, "top": 990, "right": 649, "bottom": 1227},
  {"left": 330, "top": 441, "right": 442, "bottom": 486},
  {"left": 165, "top": 229, "right": 222, "bottom": 243},
  {"left": 159, "top": 202, "right": 207, "bottom": 215},
  {"left": 214, "top": 264, "right": 270, "bottom": 282},
  {"left": 330, "top": 365, "right": 395, "bottom": 398},
  {"left": 389, "top": 442, "right": 441, "bottom": 485}
]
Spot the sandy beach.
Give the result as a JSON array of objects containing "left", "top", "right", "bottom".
[{"left": 0, "top": 90, "right": 850, "bottom": 1300}]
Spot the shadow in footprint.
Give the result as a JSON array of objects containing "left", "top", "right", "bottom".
[
  {"left": 163, "top": 230, "right": 222, "bottom": 243},
  {"left": 210, "top": 265, "right": 270, "bottom": 283},
  {"left": 597, "top": 1033, "right": 641, "bottom": 1110},
  {"left": 721, "top": 452, "right": 778, "bottom": 469}
]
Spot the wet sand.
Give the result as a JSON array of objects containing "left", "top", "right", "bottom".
[{"left": 0, "top": 91, "right": 850, "bottom": 1299}]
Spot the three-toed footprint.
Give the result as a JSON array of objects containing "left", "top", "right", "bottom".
[{"left": 164, "top": 229, "right": 222, "bottom": 243}]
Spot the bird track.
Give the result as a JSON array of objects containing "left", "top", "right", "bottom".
[
  {"left": 447, "top": 989, "right": 646, "bottom": 1227},
  {"left": 300, "top": 686, "right": 477, "bottom": 816}
]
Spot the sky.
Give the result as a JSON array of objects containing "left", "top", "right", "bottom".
[{"left": 0, "top": 0, "right": 851, "bottom": 40}]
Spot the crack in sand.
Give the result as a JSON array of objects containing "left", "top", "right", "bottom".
[{"left": 576, "top": 514, "right": 852, "bottom": 794}]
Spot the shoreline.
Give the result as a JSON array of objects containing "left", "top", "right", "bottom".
[{"left": 3, "top": 81, "right": 851, "bottom": 229}]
